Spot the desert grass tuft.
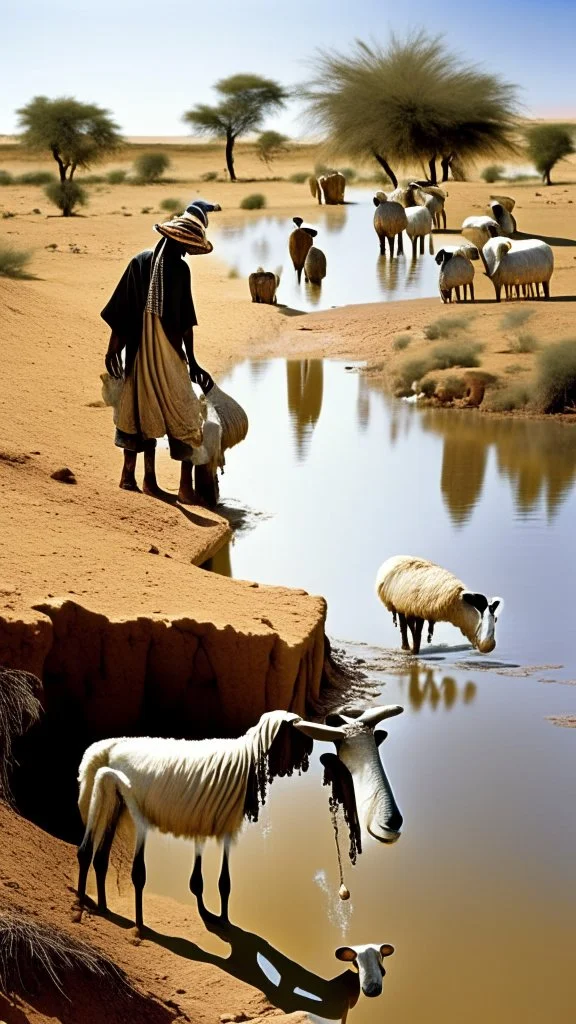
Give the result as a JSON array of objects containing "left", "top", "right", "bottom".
[
  {"left": 0, "top": 667, "right": 42, "bottom": 803},
  {"left": 240, "top": 193, "right": 267, "bottom": 210},
  {"left": 159, "top": 197, "right": 183, "bottom": 214},
  {"left": 481, "top": 164, "right": 504, "bottom": 183},
  {"left": 534, "top": 338, "right": 576, "bottom": 413},
  {"left": 431, "top": 339, "right": 483, "bottom": 369},
  {"left": 500, "top": 307, "right": 534, "bottom": 330},
  {"left": 0, "top": 244, "right": 33, "bottom": 279},
  {"left": 424, "top": 315, "right": 472, "bottom": 340},
  {"left": 0, "top": 906, "right": 133, "bottom": 998},
  {"left": 509, "top": 332, "right": 540, "bottom": 354},
  {"left": 392, "top": 333, "right": 412, "bottom": 352},
  {"left": 486, "top": 384, "right": 532, "bottom": 412}
]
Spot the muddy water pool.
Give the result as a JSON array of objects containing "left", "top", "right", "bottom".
[
  {"left": 212, "top": 189, "right": 465, "bottom": 310},
  {"left": 148, "top": 359, "right": 576, "bottom": 1023}
]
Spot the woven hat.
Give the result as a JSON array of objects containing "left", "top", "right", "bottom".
[
  {"left": 154, "top": 216, "right": 213, "bottom": 255},
  {"left": 185, "top": 199, "right": 222, "bottom": 227}
]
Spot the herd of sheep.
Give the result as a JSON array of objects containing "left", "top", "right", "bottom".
[{"left": 248, "top": 174, "right": 554, "bottom": 305}]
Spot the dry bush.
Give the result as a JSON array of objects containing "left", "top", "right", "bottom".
[
  {"left": 0, "top": 906, "right": 132, "bottom": 998},
  {"left": 201, "top": 170, "right": 219, "bottom": 182},
  {"left": 431, "top": 339, "right": 483, "bottom": 369},
  {"left": 486, "top": 384, "right": 532, "bottom": 411},
  {"left": 289, "top": 171, "right": 310, "bottom": 183},
  {"left": 534, "top": 338, "right": 576, "bottom": 413},
  {"left": 424, "top": 315, "right": 472, "bottom": 340},
  {"left": 505, "top": 363, "right": 525, "bottom": 375},
  {"left": 0, "top": 667, "right": 42, "bottom": 803},
  {"left": 397, "top": 354, "right": 436, "bottom": 388},
  {"left": 159, "top": 197, "right": 183, "bottom": 214},
  {"left": 510, "top": 332, "right": 539, "bottom": 354},
  {"left": 240, "top": 192, "right": 266, "bottom": 210},
  {"left": 420, "top": 376, "right": 438, "bottom": 397},
  {"left": 500, "top": 307, "right": 534, "bottom": 329},
  {"left": 0, "top": 170, "right": 13, "bottom": 185},
  {"left": 133, "top": 152, "right": 170, "bottom": 183},
  {"left": 106, "top": 169, "right": 127, "bottom": 184},
  {"left": 439, "top": 375, "right": 466, "bottom": 400},
  {"left": 17, "top": 170, "right": 56, "bottom": 185},
  {"left": 392, "top": 333, "right": 412, "bottom": 351},
  {"left": 0, "top": 244, "right": 32, "bottom": 279},
  {"left": 481, "top": 164, "right": 504, "bottom": 183}
]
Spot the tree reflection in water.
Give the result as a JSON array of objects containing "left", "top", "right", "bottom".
[{"left": 286, "top": 359, "right": 324, "bottom": 459}]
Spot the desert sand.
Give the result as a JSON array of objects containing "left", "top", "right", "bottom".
[{"left": 1, "top": 139, "right": 575, "bottom": 1023}]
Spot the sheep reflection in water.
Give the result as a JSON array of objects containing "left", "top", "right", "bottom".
[{"left": 400, "top": 664, "right": 477, "bottom": 711}]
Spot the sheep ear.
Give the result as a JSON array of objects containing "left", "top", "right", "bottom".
[
  {"left": 374, "top": 730, "right": 388, "bottom": 747},
  {"left": 373, "top": 196, "right": 380, "bottom": 207},
  {"left": 462, "top": 592, "right": 488, "bottom": 613},
  {"left": 380, "top": 944, "right": 395, "bottom": 958},
  {"left": 335, "top": 946, "right": 357, "bottom": 962},
  {"left": 489, "top": 597, "right": 503, "bottom": 614}
]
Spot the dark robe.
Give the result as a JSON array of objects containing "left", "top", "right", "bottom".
[{"left": 101, "top": 244, "right": 198, "bottom": 373}]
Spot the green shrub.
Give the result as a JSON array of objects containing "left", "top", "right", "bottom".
[
  {"left": 106, "top": 169, "right": 127, "bottom": 184},
  {"left": 510, "top": 332, "right": 539, "bottom": 354},
  {"left": 431, "top": 339, "right": 483, "bottom": 369},
  {"left": 201, "top": 170, "right": 218, "bottom": 182},
  {"left": 240, "top": 193, "right": 266, "bottom": 210},
  {"left": 392, "top": 333, "right": 412, "bottom": 351},
  {"left": 289, "top": 171, "right": 310, "bottom": 184},
  {"left": 534, "top": 338, "right": 576, "bottom": 413},
  {"left": 420, "top": 377, "right": 438, "bottom": 398},
  {"left": 133, "top": 152, "right": 170, "bottom": 183},
  {"left": 227, "top": 266, "right": 240, "bottom": 279},
  {"left": 0, "top": 243, "right": 32, "bottom": 278},
  {"left": 500, "top": 307, "right": 534, "bottom": 329},
  {"left": 44, "top": 180, "right": 87, "bottom": 216},
  {"left": 17, "top": 170, "right": 56, "bottom": 185},
  {"left": 487, "top": 384, "right": 532, "bottom": 411},
  {"left": 398, "top": 355, "right": 436, "bottom": 387},
  {"left": 0, "top": 170, "right": 13, "bottom": 185},
  {"left": 481, "top": 164, "right": 505, "bottom": 183},
  {"left": 81, "top": 174, "right": 105, "bottom": 184},
  {"left": 159, "top": 197, "right": 183, "bottom": 214},
  {"left": 339, "top": 166, "right": 357, "bottom": 181},
  {"left": 424, "top": 315, "right": 472, "bottom": 340}
]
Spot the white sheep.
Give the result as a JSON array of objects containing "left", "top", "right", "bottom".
[
  {"left": 405, "top": 206, "right": 434, "bottom": 258},
  {"left": 481, "top": 237, "right": 554, "bottom": 302},
  {"left": 409, "top": 183, "right": 447, "bottom": 230},
  {"left": 304, "top": 245, "right": 327, "bottom": 284},
  {"left": 435, "top": 248, "right": 475, "bottom": 303},
  {"left": 375, "top": 555, "right": 502, "bottom": 655},
  {"left": 373, "top": 195, "right": 407, "bottom": 257},
  {"left": 77, "top": 704, "right": 403, "bottom": 928},
  {"left": 487, "top": 200, "right": 516, "bottom": 236},
  {"left": 461, "top": 216, "right": 501, "bottom": 249}
]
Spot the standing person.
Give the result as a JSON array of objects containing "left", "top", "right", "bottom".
[{"left": 102, "top": 201, "right": 219, "bottom": 503}]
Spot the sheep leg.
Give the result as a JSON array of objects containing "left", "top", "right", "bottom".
[
  {"left": 494, "top": 284, "right": 501, "bottom": 302},
  {"left": 218, "top": 836, "right": 232, "bottom": 922},
  {"left": 77, "top": 831, "right": 94, "bottom": 907},
  {"left": 542, "top": 281, "right": 550, "bottom": 299},
  {"left": 470, "top": 282, "right": 475, "bottom": 302},
  {"left": 397, "top": 232, "right": 404, "bottom": 256},
  {"left": 189, "top": 841, "right": 208, "bottom": 918},
  {"left": 441, "top": 210, "right": 447, "bottom": 230},
  {"left": 93, "top": 801, "right": 122, "bottom": 913},
  {"left": 411, "top": 239, "right": 417, "bottom": 259},
  {"left": 419, "top": 236, "right": 425, "bottom": 255},
  {"left": 388, "top": 235, "right": 395, "bottom": 258},
  {"left": 428, "top": 233, "right": 434, "bottom": 255},
  {"left": 455, "top": 285, "right": 461, "bottom": 302},
  {"left": 398, "top": 613, "right": 410, "bottom": 652},
  {"left": 131, "top": 832, "right": 147, "bottom": 932},
  {"left": 409, "top": 617, "right": 424, "bottom": 655}
]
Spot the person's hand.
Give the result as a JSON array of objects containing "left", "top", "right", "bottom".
[
  {"left": 105, "top": 335, "right": 124, "bottom": 379},
  {"left": 190, "top": 361, "right": 214, "bottom": 394}
]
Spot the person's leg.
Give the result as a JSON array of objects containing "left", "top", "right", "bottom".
[
  {"left": 177, "top": 462, "right": 199, "bottom": 505},
  {"left": 119, "top": 451, "right": 140, "bottom": 491}
]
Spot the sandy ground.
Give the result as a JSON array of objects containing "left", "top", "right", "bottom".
[{"left": 1, "top": 139, "right": 575, "bottom": 1022}]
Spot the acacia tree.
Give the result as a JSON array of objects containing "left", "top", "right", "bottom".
[
  {"left": 256, "top": 130, "right": 290, "bottom": 168},
  {"left": 303, "top": 35, "right": 519, "bottom": 186},
  {"left": 17, "top": 96, "right": 121, "bottom": 214},
  {"left": 526, "top": 124, "right": 575, "bottom": 185},
  {"left": 183, "top": 74, "right": 289, "bottom": 181}
]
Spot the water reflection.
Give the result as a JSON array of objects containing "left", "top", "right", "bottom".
[
  {"left": 420, "top": 410, "right": 576, "bottom": 521},
  {"left": 398, "top": 665, "right": 477, "bottom": 711},
  {"left": 149, "top": 913, "right": 368, "bottom": 1023},
  {"left": 286, "top": 359, "right": 324, "bottom": 459},
  {"left": 212, "top": 197, "right": 460, "bottom": 313}
]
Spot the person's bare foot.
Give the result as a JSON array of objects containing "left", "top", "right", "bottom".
[
  {"left": 119, "top": 477, "right": 141, "bottom": 492},
  {"left": 143, "top": 478, "right": 177, "bottom": 503}
]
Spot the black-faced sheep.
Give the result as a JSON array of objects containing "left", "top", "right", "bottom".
[
  {"left": 435, "top": 249, "right": 475, "bottom": 302},
  {"left": 461, "top": 216, "right": 501, "bottom": 249},
  {"left": 375, "top": 555, "right": 502, "bottom": 655}
]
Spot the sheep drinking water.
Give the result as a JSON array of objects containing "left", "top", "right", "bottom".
[
  {"left": 375, "top": 555, "right": 502, "bottom": 655},
  {"left": 77, "top": 704, "right": 403, "bottom": 928},
  {"left": 288, "top": 217, "right": 316, "bottom": 283}
]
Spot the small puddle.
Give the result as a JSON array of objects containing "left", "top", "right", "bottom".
[
  {"left": 147, "top": 359, "right": 576, "bottom": 1023},
  {"left": 213, "top": 190, "right": 465, "bottom": 311}
]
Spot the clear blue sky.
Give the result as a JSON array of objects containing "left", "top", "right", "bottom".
[{"left": 2, "top": 0, "right": 575, "bottom": 137}]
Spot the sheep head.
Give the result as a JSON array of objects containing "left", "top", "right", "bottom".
[
  {"left": 462, "top": 592, "right": 503, "bottom": 653},
  {"left": 293, "top": 705, "right": 404, "bottom": 844},
  {"left": 335, "top": 943, "right": 394, "bottom": 998}
]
